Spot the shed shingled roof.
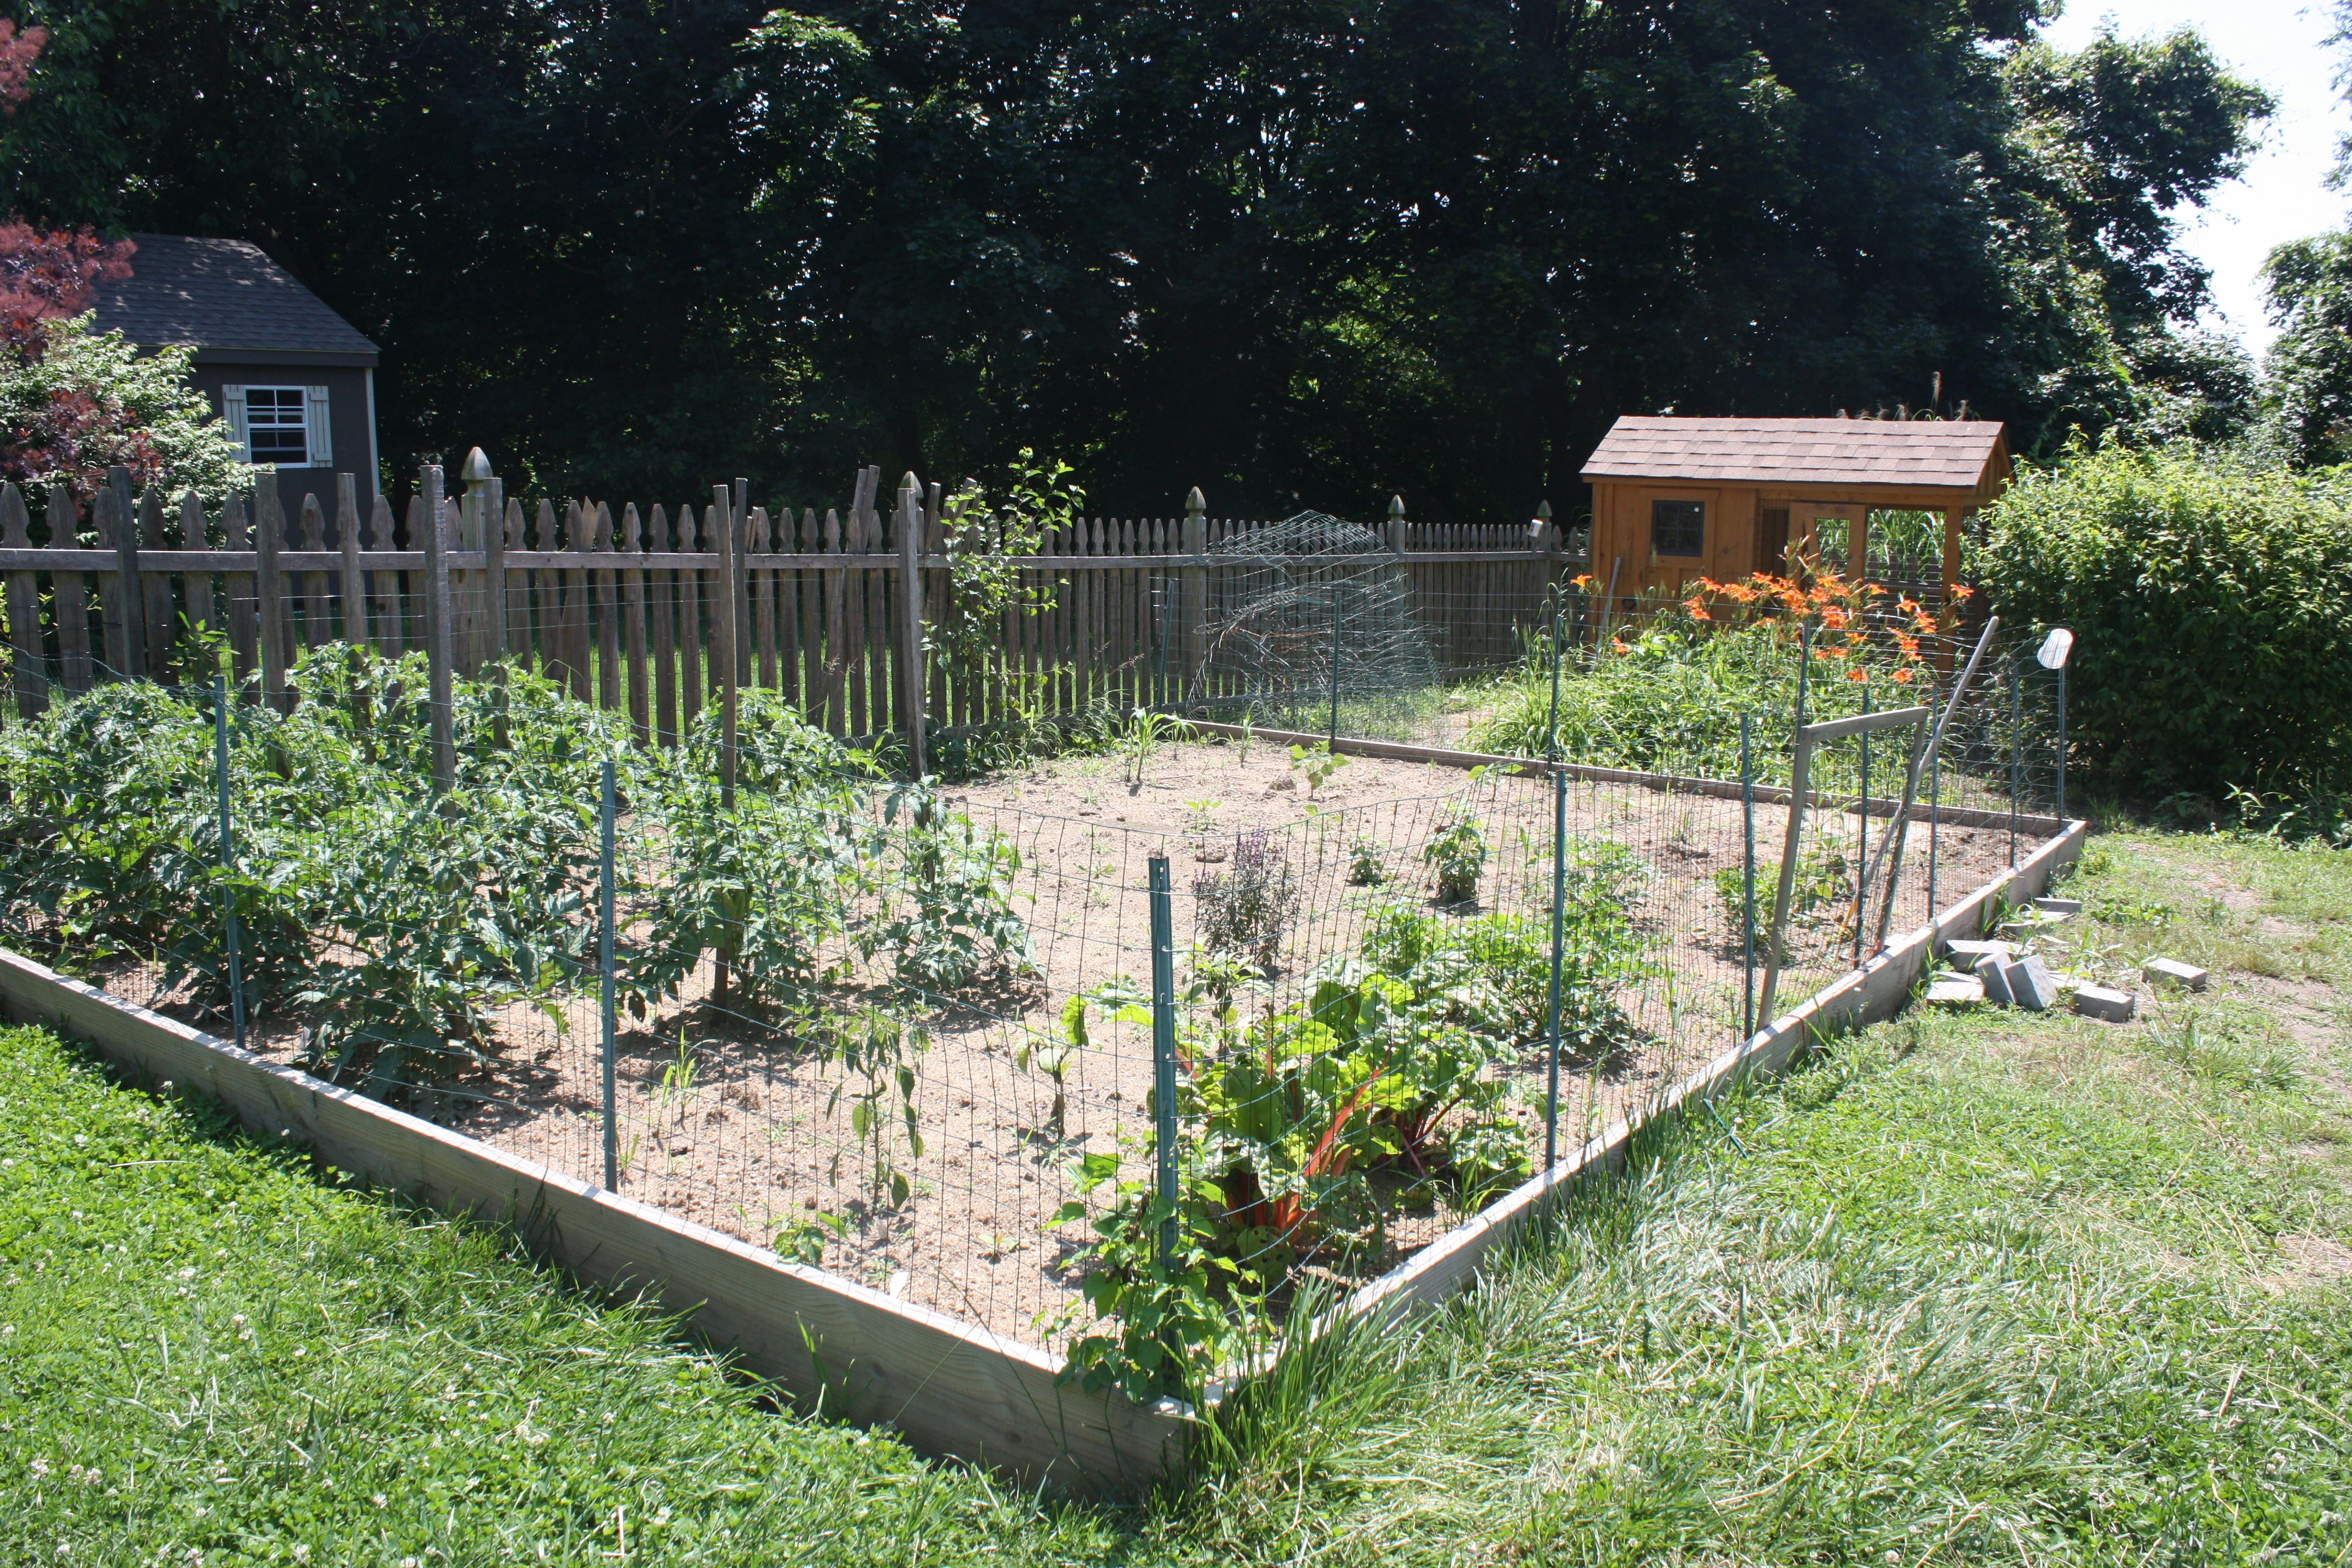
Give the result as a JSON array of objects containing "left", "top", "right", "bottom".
[
  {"left": 89, "top": 234, "right": 378, "bottom": 360},
  {"left": 1581, "top": 416, "right": 2005, "bottom": 490}
]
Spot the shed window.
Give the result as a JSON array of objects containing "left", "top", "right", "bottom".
[
  {"left": 1651, "top": 499, "right": 1705, "bottom": 558},
  {"left": 243, "top": 388, "right": 311, "bottom": 466},
  {"left": 222, "top": 385, "right": 331, "bottom": 467}
]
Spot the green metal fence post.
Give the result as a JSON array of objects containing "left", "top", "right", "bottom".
[
  {"left": 2056, "top": 660, "right": 2068, "bottom": 821},
  {"left": 1543, "top": 764, "right": 1569, "bottom": 1170},
  {"left": 1545, "top": 587, "right": 1564, "bottom": 762},
  {"left": 600, "top": 759, "right": 619, "bottom": 1191},
  {"left": 1794, "top": 620, "right": 1814, "bottom": 734},
  {"left": 1327, "top": 581, "right": 1343, "bottom": 747},
  {"left": 2008, "top": 659, "right": 2022, "bottom": 867},
  {"left": 1741, "top": 711, "right": 1755, "bottom": 1040},
  {"left": 1856, "top": 680, "right": 1871, "bottom": 966},
  {"left": 215, "top": 677, "right": 246, "bottom": 1052},
  {"left": 1147, "top": 853, "right": 1180, "bottom": 1264}
]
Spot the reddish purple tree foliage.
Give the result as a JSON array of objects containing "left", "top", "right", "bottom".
[
  {"left": 0, "top": 19, "right": 45, "bottom": 113},
  {"left": 0, "top": 224, "right": 136, "bottom": 364}
]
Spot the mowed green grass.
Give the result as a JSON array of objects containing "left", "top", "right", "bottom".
[
  {"left": 4, "top": 825, "right": 2350, "bottom": 1565},
  {"left": 0, "top": 1025, "right": 1128, "bottom": 1566}
]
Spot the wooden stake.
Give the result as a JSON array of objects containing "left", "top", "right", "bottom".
[
  {"left": 422, "top": 466, "right": 456, "bottom": 794},
  {"left": 650, "top": 504, "right": 678, "bottom": 748},
  {"left": 898, "top": 474, "right": 927, "bottom": 777},
  {"left": 253, "top": 469, "right": 289, "bottom": 712},
  {"left": 224, "top": 491, "right": 258, "bottom": 690},
  {"left": 715, "top": 483, "right": 739, "bottom": 806},
  {"left": 621, "top": 504, "right": 650, "bottom": 744},
  {"left": 139, "top": 484, "right": 173, "bottom": 677}
]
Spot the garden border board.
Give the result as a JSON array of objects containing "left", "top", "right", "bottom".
[
  {"left": 0, "top": 797, "right": 2082, "bottom": 1490},
  {"left": 0, "top": 945, "right": 1191, "bottom": 1493},
  {"left": 1181, "top": 719, "right": 2064, "bottom": 835},
  {"left": 1335, "top": 814, "right": 2087, "bottom": 1335}
]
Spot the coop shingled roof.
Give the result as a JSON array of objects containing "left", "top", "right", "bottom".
[{"left": 1580, "top": 417, "right": 2005, "bottom": 489}]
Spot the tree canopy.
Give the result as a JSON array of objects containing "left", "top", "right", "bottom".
[{"left": 0, "top": 1, "right": 2269, "bottom": 515}]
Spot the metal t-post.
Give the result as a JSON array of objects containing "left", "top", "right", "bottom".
[
  {"left": 1856, "top": 682, "right": 1871, "bottom": 967},
  {"left": 1327, "top": 580, "right": 1343, "bottom": 747},
  {"left": 2056, "top": 661, "right": 2068, "bottom": 821},
  {"left": 215, "top": 678, "right": 246, "bottom": 1051},
  {"left": 1147, "top": 854, "right": 1180, "bottom": 1264},
  {"left": 1543, "top": 764, "right": 1569, "bottom": 1170},
  {"left": 1544, "top": 588, "right": 1564, "bottom": 762},
  {"left": 2008, "top": 660, "right": 2022, "bottom": 867},
  {"left": 1794, "top": 620, "right": 1814, "bottom": 734},
  {"left": 600, "top": 759, "right": 618, "bottom": 1191},
  {"left": 1741, "top": 712, "right": 1755, "bottom": 1041}
]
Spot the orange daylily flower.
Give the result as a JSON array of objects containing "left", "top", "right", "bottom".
[
  {"left": 1890, "top": 667, "right": 1915, "bottom": 684},
  {"left": 1847, "top": 668, "right": 1869, "bottom": 683}
]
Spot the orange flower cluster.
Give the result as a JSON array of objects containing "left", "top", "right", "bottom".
[{"left": 1669, "top": 565, "right": 1952, "bottom": 680}]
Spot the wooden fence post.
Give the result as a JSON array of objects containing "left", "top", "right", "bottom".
[
  {"left": 254, "top": 469, "right": 290, "bottom": 713},
  {"left": 422, "top": 465, "right": 456, "bottom": 794},
  {"left": 898, "top": 472, "right": 927, "bottom": 778},
  {"left": 462, "top": 447, "right": 496, "bottom": 675},
  {"left": 1, "top": 483, "right": 41, "bottom": 716},
  {"left": 1386, "top": 493, "right": 1407, "bottom": 556}
]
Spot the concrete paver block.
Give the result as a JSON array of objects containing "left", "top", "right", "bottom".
[
  {"left": 2005, "top": 955, "right": 2060, "bottom": 1011},
  {"left": 1944, "top": 938, "right": 2016, "bottom": 965},
  {"left": 1928, "top": 974, "right": 1986, "bottom": 1006},
  {"left": 1975, "top": 953, "right": 2015, "bottom": 1006},
  {"left": 2144, "top": 957, "right": 2209, "bottom": 992},
  {"left": 2073, "top": 985, "right": 2137, "bottom": 1022},
  {"left": 2032, "top": 897, "right": 2083, "bottom": 917}
]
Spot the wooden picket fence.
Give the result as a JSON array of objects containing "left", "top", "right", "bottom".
[{"left": 0, "top": 460, "right": 1572, "bottom": 761}]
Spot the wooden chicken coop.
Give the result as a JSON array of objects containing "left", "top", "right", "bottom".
[{"left": 1578, "top": 416, "right": 2011, "bottom": 607}]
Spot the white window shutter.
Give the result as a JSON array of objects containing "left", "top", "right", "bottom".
[
  {"left": 304, "top": 386, "right": 333, "bottom": 466},
  {"left": 222, "top": 385, "right": 251, "bottom": 462}
]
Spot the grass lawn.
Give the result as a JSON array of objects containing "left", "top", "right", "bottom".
[{"left": 5, "top": 823, "right": 2349, "bottom": 1564}]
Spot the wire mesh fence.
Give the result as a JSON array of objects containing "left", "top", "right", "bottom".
[{"left": 0, "top": 605, "right": 2070, "bottom": 1377}]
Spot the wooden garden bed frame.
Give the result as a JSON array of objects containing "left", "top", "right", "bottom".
[{"left": 0, "top": 728, "right": 2081, "bottom": 1491}]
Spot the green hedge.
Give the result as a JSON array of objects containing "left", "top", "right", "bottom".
[{"left": 1971, "top": 448, "right": 2352, "bottom": 801}]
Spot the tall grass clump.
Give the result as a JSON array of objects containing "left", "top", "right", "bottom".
[{"left": 1974, "top": 446, "right": 2352, "bottom": 804}]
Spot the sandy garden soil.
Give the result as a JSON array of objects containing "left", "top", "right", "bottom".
[{"left": 88, "top": 734, "right": 2040, "bottom": 1349}]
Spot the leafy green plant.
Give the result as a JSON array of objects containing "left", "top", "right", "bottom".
[
  {"left": 1973, "top": 447, "right": 2352, "bottom": 800},
  {"left": 1287, "top": 742, "right": 1346, "bottom": 797},
  {"left": 1712, "top": 836, "right": 1851, "bottom": 947},
  {"left": 821, "top": 1008, "right": 929, "bottom": 1211},
  {"left": 774, "top": 1207, "right": 852, "bottom": 1265},
  {"left": 1422, "top": 812, "right": 1487, "bottom": 903},
  {"left": 873, "top": 783, "right": 1033, "bottom": 994},
  {"left": 1347, "top": 835, "right": 1388, "bottom": 886}
]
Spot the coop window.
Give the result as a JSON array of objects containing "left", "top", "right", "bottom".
[{"left": 1651, "top": 500, "right": 1705, "bottom": 558}]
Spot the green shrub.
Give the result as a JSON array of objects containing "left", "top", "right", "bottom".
[{"left": 1972, "top": 447, "right": 2352, "bottom": 798}]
